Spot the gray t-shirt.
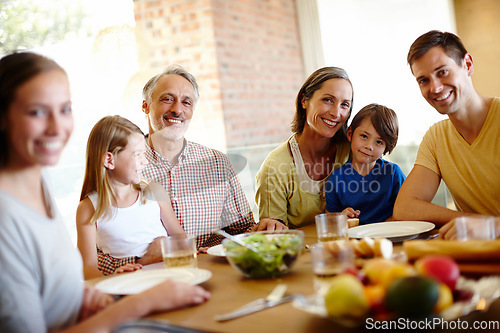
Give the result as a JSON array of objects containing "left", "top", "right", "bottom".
[{"left": 0, "top": 186, "right": 83, "bottom": 332}]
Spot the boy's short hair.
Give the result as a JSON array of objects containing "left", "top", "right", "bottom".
[
  {"left": 349, "top": 103, "right": 399, "bottom": 154},
  {"left": 407, "top": 30, "right": 468, "bottom": 69}
]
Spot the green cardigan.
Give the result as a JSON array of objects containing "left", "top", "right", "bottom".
[{"left": 255, "top": 135, "right": 350, "bottom": 228}]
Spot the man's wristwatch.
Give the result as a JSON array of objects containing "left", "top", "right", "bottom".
[{"left": 134, "top": 256, "right": 141, "bottom": 263}]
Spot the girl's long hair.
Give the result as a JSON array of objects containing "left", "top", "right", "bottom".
[{"left": 80, "top": 115, "right": 145, "bottom": 224}]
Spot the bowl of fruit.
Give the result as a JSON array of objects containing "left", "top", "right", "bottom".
[
  {"left": 293, "top": 254, "right": 489, "bottom": 327},
  {"left": 222, "top": 230, "right": 304, "bottom": 278}
]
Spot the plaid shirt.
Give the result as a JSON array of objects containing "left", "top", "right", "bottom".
[
  {"left": 142, "top": 139, "right": 255, "bottom": 248},
  {"left": 97, "top": 248, "right": 136, "bottom": 275}
]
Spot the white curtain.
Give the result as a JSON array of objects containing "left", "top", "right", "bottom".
[{"left": 295, "top": 0, "right": 325, "bottom": 77}]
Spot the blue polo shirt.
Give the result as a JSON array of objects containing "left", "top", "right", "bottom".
[{"left": 325, "top": 159, "right": 406, "bottom": 225}]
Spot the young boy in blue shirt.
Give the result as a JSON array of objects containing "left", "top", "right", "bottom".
[{"left": 325, "top": 103, "right": 406, "bottom": 224}]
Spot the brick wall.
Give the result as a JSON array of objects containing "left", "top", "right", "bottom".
[
  {"left": 133, "top": 0, "right": 304, "bottom": 150},
  {"left": 454, "top": 0, "right": 500, "bottom": 98},
  {"left": 211, "top": 0, "right": 304, "bottom": 148}
]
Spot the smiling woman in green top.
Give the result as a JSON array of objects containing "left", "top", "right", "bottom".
[{"left": 256, "top": 67, "right": 353, "bottom": 228}]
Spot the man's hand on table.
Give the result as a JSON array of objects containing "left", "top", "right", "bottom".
[
  {"left": 439, "top": 220, "right": 457, "bottom": 240},
  {"left": 197, "top": 219, "right": 288, "bottom": 253},
  {"left": 251, "top": 218, "right": 288, "bottom": 232}
]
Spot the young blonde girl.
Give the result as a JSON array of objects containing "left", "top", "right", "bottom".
[{"left": 76, "top": 115, "right": 185, "bottom": 279}]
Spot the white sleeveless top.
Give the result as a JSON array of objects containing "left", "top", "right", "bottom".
[{"left": 89, "top": 192, "right": 168, "bottom": 258}]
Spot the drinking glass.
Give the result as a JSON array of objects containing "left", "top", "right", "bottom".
[
  {"left": 160, "top": 235, "right": 197, "bottom": 268},
  {"left": 315, "top": 212, "right": 348, "bottom": 242},
  {"left": 310, "top": 241, "right": 354, "bottom": 296},
  {"left": 455, "top": 216, "right": 496, "bottom": 241}
]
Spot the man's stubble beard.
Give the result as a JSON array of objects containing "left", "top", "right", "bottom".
[{"left": 151, "top": 119, "right": 191, "bottom": 142}]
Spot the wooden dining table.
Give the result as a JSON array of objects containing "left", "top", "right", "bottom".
[{"left": 88, "top": 224, "right": 500, "bottom": 333}]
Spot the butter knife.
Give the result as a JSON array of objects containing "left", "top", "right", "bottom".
[{"left": 214, "top": 295, "right": 296, "bottom": 321}]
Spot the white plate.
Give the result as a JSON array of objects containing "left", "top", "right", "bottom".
[
  {"left": 95, "top": 268, "right": 212, "bottom": 295},
  {"left": 207, "top": 244, "right": 225, "bottom": 257},
  {"left": 348, "top": 221, "right": 435, "bottom": 242}
]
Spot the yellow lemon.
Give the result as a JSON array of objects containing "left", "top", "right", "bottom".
[
  {"left": 325, "top": 274, "right": 370, "bottom": 319},
  {"left": 433, "top": 283, "right": 454, "bottom": 313}
]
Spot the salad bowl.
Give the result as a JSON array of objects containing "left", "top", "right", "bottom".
[{"left": 222, "top": 230, "right": 304, "bottom": 278}]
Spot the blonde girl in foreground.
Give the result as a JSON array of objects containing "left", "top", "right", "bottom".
[
  {"left": 76, "top": 115, "right": 186, "bottom": 279},
  {"left": 0, "top": 51, "right": 209, "bottom": 333}
]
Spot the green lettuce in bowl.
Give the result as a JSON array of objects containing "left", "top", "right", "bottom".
[{"left": 222, "top": 230, "right": 304, "bottom": 278}]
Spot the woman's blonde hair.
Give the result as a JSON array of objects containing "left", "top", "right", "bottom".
[{"left": 80, "top": 115, "right": 145, "bottom": 224}]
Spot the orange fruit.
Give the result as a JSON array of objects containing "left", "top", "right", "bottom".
[{"left": 364, "top": 284, "right": 386, "bottom": 307}]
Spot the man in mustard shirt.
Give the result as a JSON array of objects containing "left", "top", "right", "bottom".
[{"left": 394, "top": 30, "right": 500, "bottom": 238}]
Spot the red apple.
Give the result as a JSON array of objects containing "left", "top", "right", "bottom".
[{"left": 415, "top": 255, "right": 460, "bottom": 290}]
